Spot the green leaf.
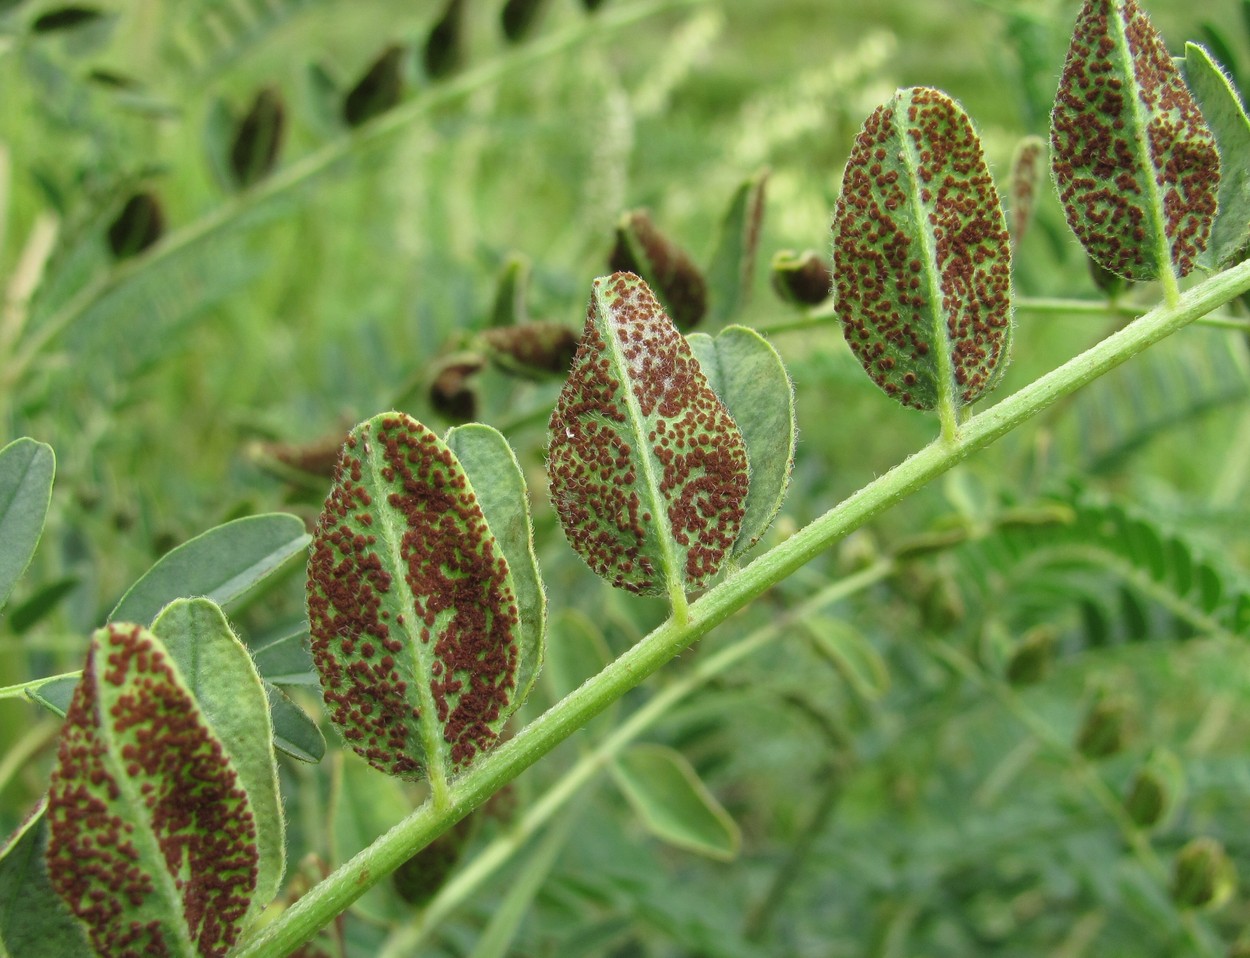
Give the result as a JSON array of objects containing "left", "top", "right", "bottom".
[
  {"left": 687, "top": 325, "right": 795, "bottom": 557},
  {"left": 1184, "top": 43, "right": 1250, "bottom": 268},
  {"left": 25, "top": 674, "right": 80, "bottom": 717},
  {"left": 1007, "top": 134, "right": 1046, "bottom": 249},
  {"left": 609, "top": 212, "right": 709, "bottom": 330},
  {"left": 203, "top": 96, "right": 236, "bottom": 193},
  {"left": 0, "top": 802, "right": 92, "bottom": 958},
  {"left": 5, "top": 575, "right": 79, "bottom": 633},
  {"left": 612, "top": 743, "right": 740, "bottom": 861},
  {"left": 705, "top": 168, "right": 769, "bottom": 327},
  {"left": 307, "top": 412, "right": 525, "bottom": 783},
  {"left": 488, "top": 253, "right": 531, "bottom": 327},
  {"left": 264, "top": 681, "right": 326, "bottom": 763},
  {"left": 109, "top": 513, "right": 310, "bottom": 626},
  {"left": 547, "top": 273, "right": 750, "bottom": 601},
  {"left": 802, "top": 615, "right": 890, "bottom": 701},
  {"left": 831, "top": 87, "right": 1013, "bottom": 417},
  {"left": 0, "top": 438, "right": 55, "bottom": 613},
  {"left": 445, "top": 423, "right": 546, "bottom": 703},
  {"left": 45, "top": 624, "right": 259, "bottom": 957},
  {"left": 1050, "top": 0, "right": 1220, "bottom": 281},
  {"left": 251, "top": 622, "right": 317, "bottom": 686},
  {"left": 151, "top": 598, "right": 284, "bottom": 922}
]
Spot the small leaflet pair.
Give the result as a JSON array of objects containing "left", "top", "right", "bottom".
[
  {"left": 832, "top": 0, "right": 1223, "bottom": 419},
  {"left": 306, "top": 272, "right": 795, "bottom": 785}
]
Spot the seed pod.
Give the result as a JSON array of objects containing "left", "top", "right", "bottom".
[
  {"left": 424, "top": 0, "right": 467, "bottom": 80},
  {"left": 230, "top": 87, "right": 285, "bottom": 189},
  {"left": 1005, "top": 625, "right": 1056, "bottom": 686},
  {"left": 770, "top": 249, "right": 832, "bottom": 306},
  {"left": 429, "top": 353, "right": 486, "bottom": 423},
  {"left": 106, "top": 191, "right": 164, "bottom": 259},
  {"left": 1171, "top": 837, "right": 1237, "bottom": 910},
  {"left": 609, "top": 210, "right": 708, "bottom": 330},
  {"left": 1006, "top": 135, "right": 1046, "bottom": 250},
  {"left": 343, "top": 44, "right": 405, "bottom": 128},
  {"left": 1124, "top": 769, "right": 1165, "bottom": 827},
  {"left": 1074, "top": 696, "right": 1128, "bottom": 760},
  {"left": 480, "top": 322, "right": 578, "bottom": 378},
  {"left": 501, "top": 0, "right": 547, "bottom": 43},
  {"left": 31, "top": 5, "right": 103, "bottom": 32}
]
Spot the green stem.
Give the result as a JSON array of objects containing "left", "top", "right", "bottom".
[
  {"left": 232, "top": 258, "right": 1250, "bottom": 958},
  {"left": 0, "top": 0, "right": 708, "bottom": 397},
  {"left": 0, "top": 669, "right": 81, "bottom": 700},
  {"left": 378, "top": 561, "right": 894, "bottom": 957}
]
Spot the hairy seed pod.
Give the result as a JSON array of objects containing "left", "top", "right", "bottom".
[
  {"left": 429, "top": 353, "right": 486, "bottom": 423},
  {"left": 424, "top": 0, "right": 467, "bottom": 80},
  {"left": 343, "top": 45, "right": 405, "bottom": 128},
  {"left": 106, "top": 191, "right": 164, "bottom": 259},
  {"left": 481, "top": 322, "right": 578, "bottom": 378},
  {"left": 1075, "top": 696, "right": 1128, "bottom": 760},
  {"left": 230, "top": 87, "right": 285, "bottom": 188},
  {"left": 501, "top": 0, "right": 547, "bottom": 42},
  {"left": 1171, "top": 837, "right": 1237, "bottom": 910},
  {"left": 609, "top": 210, "right": 708, "bottom": 330},
  {"left": 770, "top": 249, "right": 832, "bottom": 306},
  {"left": 1005, "top": 625, "right": 1056, "bottom": 686}
]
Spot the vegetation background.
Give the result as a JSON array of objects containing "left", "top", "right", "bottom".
[{"left": 1, "top": 0, "right": 1249, "bottom": 954}]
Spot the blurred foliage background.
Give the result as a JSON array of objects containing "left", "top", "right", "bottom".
[{"left": 2, "top": 0, "right": 1250, "bottom": 955}]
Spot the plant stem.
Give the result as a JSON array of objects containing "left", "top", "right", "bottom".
[
  {"left": 378, "top": 561, "right": 894, "bottom": 957},
  {"left": 0, "top": 670, "right": 81, "bottom": 700},
  {"left": 0, "top": 0, "right": 708, "bottom": 397},
  {"left": 232, "top": 258, "right": 1250, "bottom": 958}
]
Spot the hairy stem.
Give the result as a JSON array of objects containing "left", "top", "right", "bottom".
[{"left": 233, "top": 258, "right": 1250, "bottom": 958}]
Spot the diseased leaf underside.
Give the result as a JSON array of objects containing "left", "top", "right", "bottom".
[
  {"left": 308, "top": 413, "right": 521, "bottom": 780},
  {"left": 833, "top": 87, "right": 1012, "bottom": 411},
  {"left": 1050, "top": 0, "right": 1219, "bottom": 279},
  {"left": 46, "top": 624, "right": 257, "bottom": 958},
  {"left": 548, "top": 273, "right": 749, "bottom": 595}
]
